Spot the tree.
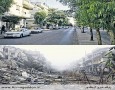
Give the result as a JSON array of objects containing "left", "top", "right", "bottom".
[
  {"left": 58, "top": 0, "right": 115, "bottom": 45},
  {"left": 0, "top": 0, "right": 13, "bottom": 14},
  {"left": 58, "top": 0, "right": 96, "bottom": 42},
  {"left": 69, "top": 0, "right": 102, "bottom": 43},
  {"left": 102, "top": 1, "right": 115, "bottom": 45},
  {"left": 1, "top": 16, "right": 21, "bottom": 30},
  {"left": 45, "top": 9, "right": 69, "bottom": 28},
  {"left": 75, "top": 2, "right": 94, "bottom": 40},
  {"left": 34, "top": 10, "right": 47, "bottom": 27}
]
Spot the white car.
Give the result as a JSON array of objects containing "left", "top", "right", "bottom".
[
  {"left": 31, "top": 28, "right": 43, "bottom": 34},
  {"left": 4, "top": 28, "right": 31, "bottom": 38}
]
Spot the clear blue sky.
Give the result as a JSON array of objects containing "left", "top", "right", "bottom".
[{"left": 31, "top": 0, "right": 69, "bottom": 10}]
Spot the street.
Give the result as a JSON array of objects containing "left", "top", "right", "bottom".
[{"left": 0, "top": 28, "right": 78, "bottom": 45}]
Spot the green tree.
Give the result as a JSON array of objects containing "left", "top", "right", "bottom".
[
  {"left": 102, "top": 1, "right": 115, "bottom": 45},
  {"left": 34, "top": 10, "right": 47, "bottom": 27},
  {"left": 0, "top": 0, "right": 13, "bottom": 14},
  {"left": 45, "top": 9, "right": 69, "bottom": 28},
  {"left": 59, "top": 0, "right": 115, "bottom": 45},
  {"left": 2, "top": 16, "right": 21, "bottom": 30},
  {"left": 58, "top": 0, "right": 96, "bottom": 42}
]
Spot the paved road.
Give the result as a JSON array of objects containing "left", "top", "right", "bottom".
[
  {"left": 84, "top": 28, "right": 111, "bottom": 44},
  {"left": 0, "top": 28, "right": 78, "bottom": 45}
]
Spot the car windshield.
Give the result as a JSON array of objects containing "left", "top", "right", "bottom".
[
  {"left": 8, "top": 30, "right": 18, "bottom": 32},
  {"left": 34, "top": 27, "right": 41, "bottom": 30},
  {"left": 10, "top": 30, "right": 16, "bottom": 32},
  {"left": 20, "top": 29, "right": 25, "bottom": 31}
]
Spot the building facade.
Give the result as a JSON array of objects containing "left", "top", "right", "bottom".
[
  {"left": 0, "top": 0, "right": 33, "bottom": 29},
  {"left": 0, "top": 0, "right": 50, "bottom": 30},
  {"left": 26, "top": 1, "right": 49, "bottom": 28},
  {"left": 82, "top": 48, "right": 109, "bottom": 75}
]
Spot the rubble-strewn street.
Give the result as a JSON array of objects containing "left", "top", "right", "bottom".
[{"left": 0, "top": 46, "right": 115, "bottom": 85}]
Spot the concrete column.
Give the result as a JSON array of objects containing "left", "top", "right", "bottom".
[{"left": 24, "top": 19, "right": 27, "bottom": 27}]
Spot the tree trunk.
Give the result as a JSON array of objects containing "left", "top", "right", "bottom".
[
  {"left": 81, "top": 26, "right": 85, "bottom": 33},
  {"left": 109, "top": 30, "right": 115, "bottom": 45},
  {"left": 90, "top": 27, "right": 93, "bottom": 41},
  {"left": 96, "top": 28, "right": 102, "bottom": 45},
  {"left": 40, "top": 23, "right": 42, "bottom": 28}
]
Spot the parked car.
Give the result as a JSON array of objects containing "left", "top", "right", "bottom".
[
  {"left": 62, "top": 26, "right": 68, "bottom": 29},
  {"left": 4, "top": 28, "right": 31, "bottom": 38},
  {"left": 31, "top": 28, "right": 43, "bottom": 34}
]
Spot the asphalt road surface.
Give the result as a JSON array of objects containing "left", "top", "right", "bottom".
[{"left": 0, "top": 28, "right": 78, "bottom": 45}]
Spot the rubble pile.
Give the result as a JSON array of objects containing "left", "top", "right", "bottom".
[{"left": 0, "top": 46, "right": 54, "bottom": 85}]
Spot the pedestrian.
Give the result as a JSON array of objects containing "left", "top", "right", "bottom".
[{"left": 1, "top": 25, "right": 5, "bottom": 34}]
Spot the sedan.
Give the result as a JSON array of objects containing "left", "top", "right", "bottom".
[
  {"left": 31, "top": 28, "right": 43, "bottom": 34},
  {"left": 4, "top": 28, "right": 31, "bottom": 38}
]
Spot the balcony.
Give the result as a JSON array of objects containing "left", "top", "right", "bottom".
[
  {"left": 13, "top": 0, "right": 23, "bottom": 6},
  {"left": 35, "top": 3, "right": 48, "bottom": 11},
  {"left": 23, "top": 0, "right": 33, "bottom": 10}
]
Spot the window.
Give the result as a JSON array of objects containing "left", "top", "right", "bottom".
[{"left": 16, "top": 5, "right": 20, "bottom": 11}]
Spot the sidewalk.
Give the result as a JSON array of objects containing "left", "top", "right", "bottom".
[
  {"left": 0, "top": 33, "right": 4, "bottom": 39},
  {"left": 76, "top": 28, "right": 107, "bottom": 45}
]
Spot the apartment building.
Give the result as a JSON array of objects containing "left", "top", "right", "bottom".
[
  {"left": 21, "top": 0, "right": 33, "bottom": 27},
  {"left": 1, "top": 46, "right": 28, "bottom": 67},
  {"left": 26, "top": 2, "right": 42, "bottom": 28},
  {"left": 82, "top": 47, "right": 109, "bottom": 75},
  {"left": 26, "top": 1, "right": 49, "bottom": 28},
  {"left": 0, "top": 0, "right": 33, "bottom": 29}
]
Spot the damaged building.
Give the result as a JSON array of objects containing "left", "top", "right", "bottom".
[{"left": 82, "top": 47, "right": 110, "bottom": 75}]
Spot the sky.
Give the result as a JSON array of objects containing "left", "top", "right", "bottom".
[
  {"left": 12, "top": 45, "right": 113, "bottom": 70},
  {"left": 31, "top": 0, "right": 69, "bottom": 10}
]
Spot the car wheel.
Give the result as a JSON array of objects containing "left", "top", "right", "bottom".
[{"left": 20, "top": 34, "right": 23, "bottom": 38}]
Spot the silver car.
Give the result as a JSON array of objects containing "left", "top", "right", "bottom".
[{"left": 31, "top": 28, "right": 43, "bottom": 34}]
